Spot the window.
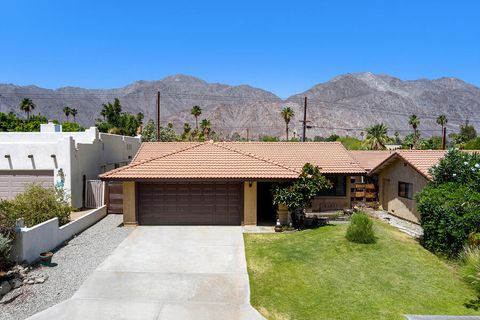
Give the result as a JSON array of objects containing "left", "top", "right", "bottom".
[
  {"left": 398, "top": 182, "right": 413, "bottom": 199},
  {"left": 317, "top": 176, "right": 347, "bottom": 197}
]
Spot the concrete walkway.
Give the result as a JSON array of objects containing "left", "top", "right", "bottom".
[{"left": 28, "top": 226, "right": 264, "bottom": 320}]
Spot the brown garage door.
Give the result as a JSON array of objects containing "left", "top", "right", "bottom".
[
  {"left": 0, "top": 170, "right": 54, "bottom": 200},
  {"left": 138, "top": 182, "right": 242, "bottom": 225}
]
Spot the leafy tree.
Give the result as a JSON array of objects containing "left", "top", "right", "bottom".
[
  {"left": 337, "top": 136, "right": 365, "bottom": 150},
  {"left": 141, "top": 119, "right": 178, "bottom": 142},
  {"left": 280, "top": 106, "right": 295, "bottom": 140},
  {"left": 436, "top": 115, "right": 448, "bottom": 134},
  {"left": 259, "top": 135, "right": 279, "bottom": 142},
  {"left": 95, "top": 99, "right": 143, "bottom": 136},
  {"left": 19, "top": 98, "right": 35, "bottom": 120},
  {"left": 61, "top": 122, "right": 85, "bottom": 132},
  {"left": 191, "top": 105, "right": 202, "bottom": 131},
  {"left": 272, "top": 163, "right": 332, "bottom": 211},
  {"left": 364, "top": 123, "right": 389, "bottom": 150},
  {"left": 200, "top": 119, "right": 211, "bottom": 140},
  {"left": 419, "top": 136, "right": 442, "bottom": 150},
  {"left": 409, "top": 114, "right": 420, "bottom": 146},
  {"left": 70, "top": 108, "right": 78, "bottom": 123},
  {"left": 63, "top": 106, "right": 72, "bottom": 122},
  {"left": 465, "top": 138, "right": 480, "bottom": 150},
  {"left": 416, "top": 149, "right": 480, "bottom": 257}
]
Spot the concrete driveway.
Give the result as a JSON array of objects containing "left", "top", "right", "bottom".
[{"left": 29, "top": 226, "right": 264, "bottom": 320}]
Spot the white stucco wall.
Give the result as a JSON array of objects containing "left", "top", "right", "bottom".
[
  {"left": 0, "top": 125, "right": 140, "bottom": 208},
  {"left": 10, "top": 205, "right": 107, "bottom": 263}
]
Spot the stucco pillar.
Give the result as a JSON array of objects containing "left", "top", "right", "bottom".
[
  {"left": 123, "top": 181, "right": 137, "bottom": 226},
  {"left": 243, "top": 181, "right": 257, "bottom": 226}
]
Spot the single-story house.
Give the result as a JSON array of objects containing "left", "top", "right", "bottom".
[
  {"left": 368, "top": 150, "right": 448, "bottom": 223},
  {"left": 100, "top": 141, "right": 366, "bottom": 226},
  {"left": 0, "top": 122, "right": 141, "bottom": 208}
]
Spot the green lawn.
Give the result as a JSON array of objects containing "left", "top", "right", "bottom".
[{"left": 244, "top": 221, "right": 480, "bottom": 320}]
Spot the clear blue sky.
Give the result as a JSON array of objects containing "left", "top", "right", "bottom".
[{"left": 0, "top": 0, "right": 478, "bottom": 98}]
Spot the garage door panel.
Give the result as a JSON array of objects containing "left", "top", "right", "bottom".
[
  {"left": 0, "top": 170, "right": 54, "bottom": 200},
  {"left": 138, "top": 182, "right": 242, "bottom": 225}
]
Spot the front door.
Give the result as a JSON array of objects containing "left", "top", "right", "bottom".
[{"left": 381, "top": 178, "right": 390, "bottom": 210}]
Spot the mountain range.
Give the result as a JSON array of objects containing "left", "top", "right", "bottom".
[{"left": 1, "top": 72, "right": 479, "bottom": 139}]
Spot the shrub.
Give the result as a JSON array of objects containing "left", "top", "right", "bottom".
[
  {"left": 0, "top": 184, "right": 72, "bottom": 229},
  {"left": 345, "top": 212, "right": 376, "bottom": 244},
  {"left": 461, "top": 247, "right": 480, "bottom": 293},
  {"left": 0, "top": 232, "right": 12, "bottom": 265},
  {"left": 416, "top": 183, "right": 480, "bottom": 258}
]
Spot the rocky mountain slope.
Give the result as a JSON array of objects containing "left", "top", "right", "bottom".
[{"left": 1, "top": 73, "right": 479, "bottom": 139}]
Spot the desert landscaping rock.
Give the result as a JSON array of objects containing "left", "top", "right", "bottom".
[
  {"left": 0, "top": 280, "right": 12, "bottom": 296},
  {"left": 1, "top": 214, "right": 132, "bottom": 320}
]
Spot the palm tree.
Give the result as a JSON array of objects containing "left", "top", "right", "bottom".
[
  {"left": 200, "top": 119, "right": 211, "bottom": 140},
  {"left": 436, "top": 115, "right": 448, "bottom": 134},
  {"left": 280, "top": 107, "right": 295, "bottom": 140},
  {"left": 191, "top": 105, "right": 202, "bottom": 130},
  {"left": 63, "top": 106, "right": 72, "bottom": 122},
  {"left": 364, "top": 123, "right": 389, "bottom": 150},
  {"left": 70, "top": 108, "right": 78, "bottom": 123},
  {"left": 19, "top": 98, "right": 35, "bottom": 120},
  {"left": 409, "top": 114, "right": 420, "bottom": 146},
  {"left": 183, "top": 123, "right": 191, "bottom": 134}
]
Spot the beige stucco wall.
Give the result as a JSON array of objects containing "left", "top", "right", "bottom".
[
  {"left": 123, "top": 181, "right": 137, "bottom": 226},
  {"left": 311, "top": 176, "right": 351, "bottom": 211},
  {"left": 243, "top": 181, "right": 257, "bottom": 226},
  {"left": 377, "top": 160, "right": 428, "bottom": 223}
]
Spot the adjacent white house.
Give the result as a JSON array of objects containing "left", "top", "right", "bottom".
[{"left": 0, "top": 122, "right": 141, "bottom": 208}]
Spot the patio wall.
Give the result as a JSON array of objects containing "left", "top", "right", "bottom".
[{"left": 11, "top": 205, "right": 107, "bottom": 263}]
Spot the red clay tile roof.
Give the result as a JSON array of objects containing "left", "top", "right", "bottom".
[
  {"left": 368, "top": 150, "right": 448, "bottom": 180},
  {"left": 349, "top": 150, "right": 393, "bottom": 171},
  {"left": 101, "top": 141, "right": 365, "bottom": 180}
]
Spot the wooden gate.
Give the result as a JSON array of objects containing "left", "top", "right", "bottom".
[
  {"left": 85, "top": 180, "right": 105, "bottom": 209},
  {"left": 107, "top": 182, "right": 123, "bottom": 214}
]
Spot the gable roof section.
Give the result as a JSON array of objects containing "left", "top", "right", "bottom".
[
  {"left": 100, "top": 142, "right": 301, "bottom": 180},
  {"left": 368, "top": 150, "right": 448, "bottom": 180},
  {"left": 101, "top": 141, "right": 366, "bottom": 180},
  {"left": 216, "top": 142, "right": 365, "bottom": 174},
  {"left": 349, "top": 150, "right": 393, "bottom": 171}
]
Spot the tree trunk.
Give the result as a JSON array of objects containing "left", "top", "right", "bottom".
[{"left": 286, "top": 122, "right": 289, "bottom": 141}]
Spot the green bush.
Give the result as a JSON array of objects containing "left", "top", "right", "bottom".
[
  {"left": 416, "top": 183, "right": 480, "bottom": 258},
  {"left": 0, "top": 184, "right": 72, "bottom": 228},
  {"left": 0, "top": 233, "right": 12, "bottom": 270},
  {"left": 345, "top": 212, "right": 376, "bottom": 244},
  {"left": 461, "top": 247, "right": 480, "bottom": 293}
]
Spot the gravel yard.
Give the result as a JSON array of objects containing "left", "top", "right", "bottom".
[{"left": 0, "top": 214, "right": 132, "bottom": 320}]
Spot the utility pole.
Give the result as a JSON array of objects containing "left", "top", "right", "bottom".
[
  {"left": 442, "top": 127, "right": 447, "bottom": 150},
  {"left": 156, "top": 91, "right": 160, "bottom": 142},
  {"left": 300, "top": 97, "right": 311, "bottom": 142}
]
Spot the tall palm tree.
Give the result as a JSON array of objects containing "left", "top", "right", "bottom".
[
  {"left": 63, "top": 106, "right": 72, "bottom": 122},
  {"left": 280, "top": 107, "right": 295, "bottom": 141},
  {"left": 19, "top": 98, "right": 35, "bottom": 120},
  {"left": 364, "top": 123, "right": 389, "bottom": 150},
  {"left": 436, "top": 115, "right": 448, "bottom": 134},
  {"left": 191, "top": 105, "right": 202, "bottom": 131},
  {"left": 409, "top": 114, "right": 419, "bottom": 136},
  {"left": 200, "top": 119, "right": 211, "bottom": 140},
  {"left": 70, "top": 108, "right": 78, "bottom": 123},
  {"left": 409, "top": 114, "right": 420, "bottom": 146}
]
